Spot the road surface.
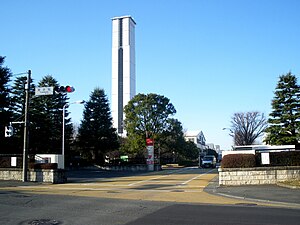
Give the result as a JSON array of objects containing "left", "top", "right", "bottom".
[{"left": 0, "top": 167, "right": 299, "bottom": 224}]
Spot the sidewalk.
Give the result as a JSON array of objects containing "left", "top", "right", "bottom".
[
  {"left": 204, "top": 175, "right": 300, "bottom": 207},
  {"left": 0, "top": 180, "right": 43, "bottom": 187}
]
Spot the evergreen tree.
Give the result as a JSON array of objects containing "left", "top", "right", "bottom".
[
  {"left": 159, "top": 119, "right": 198, "bottom": 163},
  {"left": 124, "top": 93, "right": 176, "bottom": 139},
  {"left": 78, "top": 88, "right": 119, "bottom": 164},
  {"left": 123, "top": 93, "right": 176, "bottom": 156},
  {"left": 10, "top": 76, "right": 36, "bottom": 151},
  {"left": 121, "top": 93, "right": 177, "bottom": 159},
  {"left": 0, "top": 56, "right": 13, "bottom": 152},
  {"left": 31, "top": 75, "right": 71, "bottom": 154},
  {"left": 0, "top": 56, "right": 12, "bottom": 126},
  {"left": 265, "top": 72, "right": 300, "bottom": 145},
  {"left": 159, "top": 119, "right": 185, "bottom": 160}
]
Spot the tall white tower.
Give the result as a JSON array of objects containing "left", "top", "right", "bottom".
[{"left": 111, "top": 16, "right": 136, "bottom": 135}]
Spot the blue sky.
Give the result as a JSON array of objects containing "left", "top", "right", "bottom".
[{"left": 1, "top": 0, "right": 300, "bottom": 150}]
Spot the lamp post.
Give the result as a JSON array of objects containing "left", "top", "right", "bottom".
[{"left": 62, "top": 100, "right": 85, "bottom": 169}]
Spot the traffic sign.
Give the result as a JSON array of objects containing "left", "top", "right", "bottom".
[
  {"left": 35, "top": 87, "right": 54, "bottom": 96},
  {"left": 146, "top": 138, "right": 154, "bottom": 146},
  {"left": 5, "top": 126, "right": 13, "bottom": 137}
]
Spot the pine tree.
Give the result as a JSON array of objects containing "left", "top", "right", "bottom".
[
  {"left": 265, "top": 72, "right": 300, "bottom": 145},
  {"left": 31, "top": 75, "right": 72, "bottom": 154},
  {"left": 0, "top": 56, "right": 12, "bottom": 126},
  {"left": 78, "top": 88, "right": 119, "bottom": 164},
  {"left": 0, "top": 56, "right": 13, "bottom": 152},
  {"left": 10, "top": 76, "right": 36, "bottom": 150}
]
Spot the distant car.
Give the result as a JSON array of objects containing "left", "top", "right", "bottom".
[{"left": 202, "top": 155, "right": 216, "bottom": 168}]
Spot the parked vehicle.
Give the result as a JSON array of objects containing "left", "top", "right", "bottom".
[{"left": 202, "top": 155, "right": 216, "bottom": 168}]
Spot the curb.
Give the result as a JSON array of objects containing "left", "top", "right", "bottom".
[
  {"left": 204, "top": 176, "right": 300, "bottom": 209},
  {"left": 276, "top": 182, "right": 300, "bottom": 190},
  {"left": 215, "top": 192, "right": 300, "bottom": 209}
]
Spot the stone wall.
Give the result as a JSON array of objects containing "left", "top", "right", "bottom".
[
  {"left": 219, "top": 166, "right": 300, "bottom": 186},
  {"left": 102, "top": 164, "right": 162, "bottom": 171},
  {"left": 0, "top": 168, "right": 66, "bottom": 184}
]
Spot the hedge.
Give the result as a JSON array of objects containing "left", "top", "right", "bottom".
[
  {"left": 222, "top": 151, "right": 300, "bottom": 168},
  {"left": 221, "top": 154, "right": 256, "bottom": 168},
  {"left": 256, "top": 151, "right": 300, "bottom": 167},
  {"left": 29, "top": 163, "right": 58, "bottom": 169}
]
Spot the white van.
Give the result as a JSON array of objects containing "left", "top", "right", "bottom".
[{"left": 202, "top": 155, "right": 216, "bottom": 168}]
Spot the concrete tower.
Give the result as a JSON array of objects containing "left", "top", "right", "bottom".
[{"left": 111, "top": 16, "right": 136, "bottom": 135}]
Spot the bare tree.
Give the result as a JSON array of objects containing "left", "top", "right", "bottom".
[{"left": 230, "top": 112, "right": 268, "bottom": 146}]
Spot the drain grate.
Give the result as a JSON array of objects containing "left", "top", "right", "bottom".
[{"left": 28, "top": 219, "right": 61, "bottom": 225}]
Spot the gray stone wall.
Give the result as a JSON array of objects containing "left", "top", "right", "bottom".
[
  {"left": 219, "top": 166, "right": 300, "bottom": 186},
  {"left": 0, "top": 168, "right": 66, "bottom": 184},
  {"left": 102, "top": 164, "right": 162, "bottom": 171}
]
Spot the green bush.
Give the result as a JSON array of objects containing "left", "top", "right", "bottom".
[
  {"left": 178, "top": 160, "right": 198, "bottom": 167},
  {"left": 221, "top": 154, "right": 256, "bottom": 168}
]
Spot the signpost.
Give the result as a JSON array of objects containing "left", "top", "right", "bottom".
[
  {"left": 261, "top": 152, "right": 270, "bottom": 165},
  {"left": 146, "top": 138, "right": 154, "bottom": 171}
]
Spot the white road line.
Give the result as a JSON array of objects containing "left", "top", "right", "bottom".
[
  {"left": 181, "top": 168, "right": 215, "bottom": 185},
  {"left": 19, "top": 186, "right": 204, "bottom": 193},
  {"left": 127, "top": 175, "right": 170, "bottom": 186},
  {"left": 127, "top": 168, "right": 188, "bottom": 186},
  {"left": 127, "top": 167, "right": 213, "bottom": 186}
]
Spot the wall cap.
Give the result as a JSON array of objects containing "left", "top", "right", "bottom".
[{"left": 218, "top": 166, "right": 300, "bottom": 172}]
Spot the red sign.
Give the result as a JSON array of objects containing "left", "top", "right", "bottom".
[{"left": 146, "top": 138, "right": 154, "bottom": 146}]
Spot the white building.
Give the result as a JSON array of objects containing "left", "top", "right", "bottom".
[
  {"left": 111, "top": 16, "right": 136, "bottom": 135},
  {"left": 207, "top": 143, "right": 215, "bottom": 150},
  {"left": 184, "top": 130, "right": 207, "bottom": 154}
]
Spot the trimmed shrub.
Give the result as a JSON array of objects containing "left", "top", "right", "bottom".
[
  {"left": 221, "top": 154, "right": 256, "bottom": 168},
  {"left": 0, "top": 157, "right": 11, "bottom": 168},
  {"left": 29, "top": 163, "right": 58, "bottom": 169},
  {"left": 256, "top": 151, "right": 300, "bottom": 167},
  {"left": 0, "top": 157, "right": 22, "bottom": 168}
]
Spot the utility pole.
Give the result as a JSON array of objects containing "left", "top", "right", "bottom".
[{"left": 22, "top": 70, "right": 31, "bottom": 182}]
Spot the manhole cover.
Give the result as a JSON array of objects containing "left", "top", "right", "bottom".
[{"left": 28, "top": 219, "right": 61, "bottom": 225}]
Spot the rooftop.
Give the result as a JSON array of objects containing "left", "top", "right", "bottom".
[
  {"left": 111, "top": 15, "right": 136, "bottom": 24},
  {"left": 184, "top": 130, "right": 203, "bottom": 137}
]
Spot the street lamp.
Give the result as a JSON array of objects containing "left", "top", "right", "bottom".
[{"left": 62, "top": 100, "right": 85, "bottom": 169}]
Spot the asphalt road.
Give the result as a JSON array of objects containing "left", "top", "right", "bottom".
[
  {"left": 0, "top": 191, "right": 299, "bottom": 225},
  {"left": 0, "top": 167, "right": 299, "bottom": 224}
]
